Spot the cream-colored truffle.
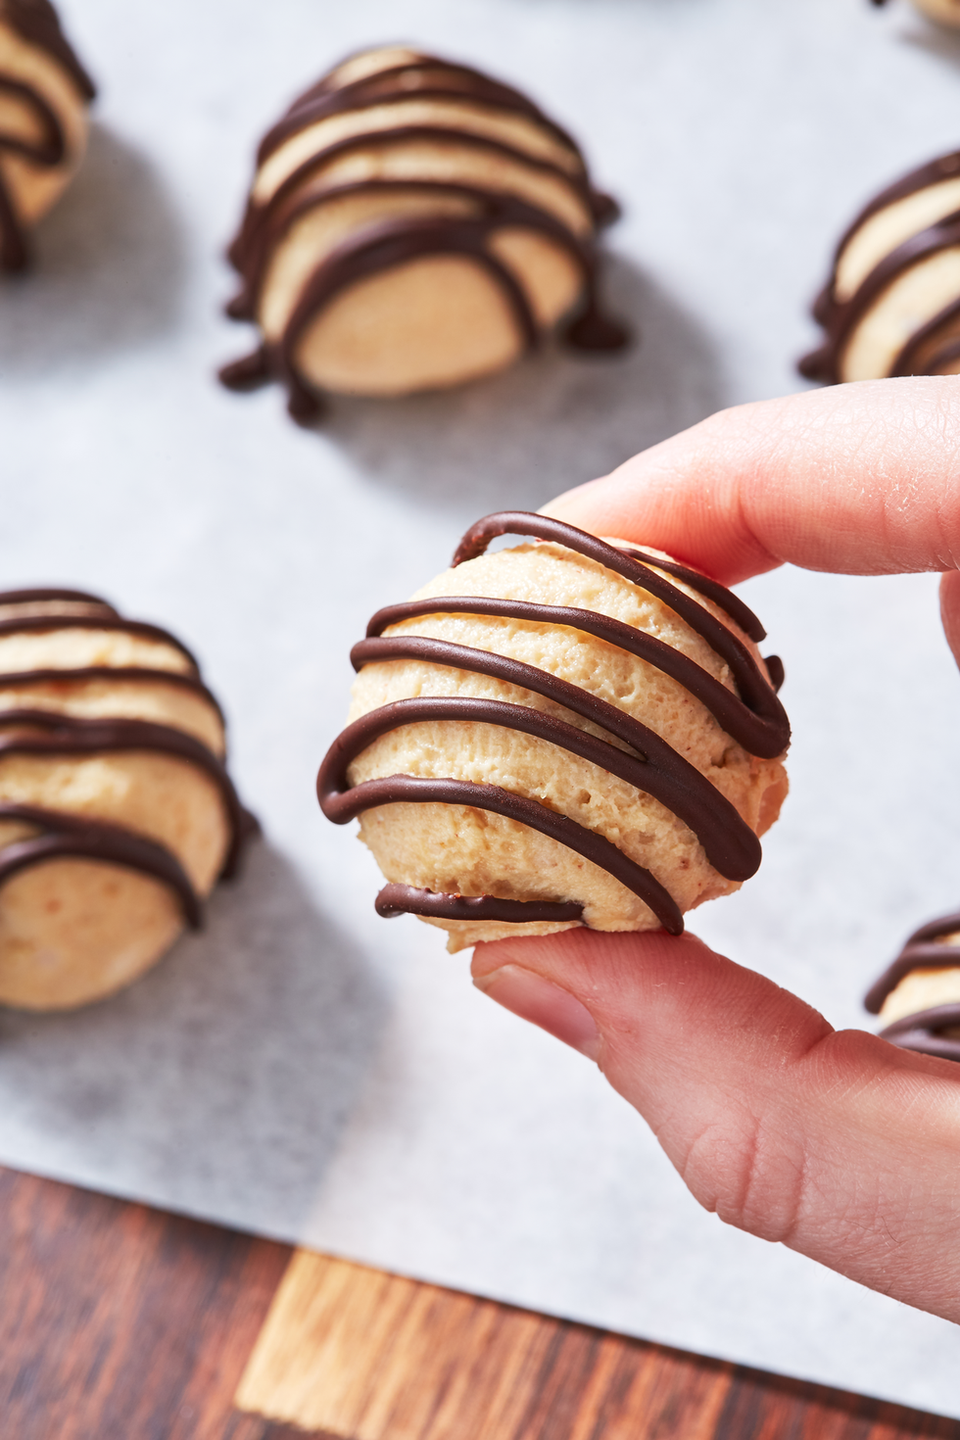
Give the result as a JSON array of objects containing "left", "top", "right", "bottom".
[
  {"left": 319, "top": 512, "right": 789, "bottom": 953},
  {"left": 800, "top": 150, "right": 960, "bottom": 384},
  {"left": 220, "top": 46, "right": 626, "bottom": 423},
  {"left": 0, "top": 0, "right": 95, "bottom": 270},
  {"left": 0, "top": 587, "right": 252, "bottom": 1010}
]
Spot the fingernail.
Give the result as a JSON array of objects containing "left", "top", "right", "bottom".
[{"left": 473, "top": 964, "right": 602, "bottom": 1062}]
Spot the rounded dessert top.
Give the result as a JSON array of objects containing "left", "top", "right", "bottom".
[{"left": 319, "top": 511, "right": 789, "bottom": 935}]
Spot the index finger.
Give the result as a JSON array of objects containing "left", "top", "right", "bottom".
[{"left": 545, "top": 377, "right": 960, "bottom": 585}]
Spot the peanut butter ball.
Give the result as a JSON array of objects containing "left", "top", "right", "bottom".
[
  {"left": 0, "top": 588, "right": 254, "bottom": 1009},
  {"left": 0, "top": 0, "right": 96, "bottom": 270},
  {"left": 220, "top": 46, "right": 627, "bottom": 424},
  {"left": 801, "top": 150, "right": 960, "bottom": 384},
  {"left": 319, "top": 513, "right": 789, "bottom": 953}
]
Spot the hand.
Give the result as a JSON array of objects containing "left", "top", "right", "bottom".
[{"left": 471, "top": 377, "right": 960, "bottom": 1324}]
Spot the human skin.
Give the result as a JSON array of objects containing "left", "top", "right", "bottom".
[{"left": 470, "top": 376, "right": 960, "bottom": 1324}]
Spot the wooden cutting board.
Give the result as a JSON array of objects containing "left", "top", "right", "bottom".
[{"left": 0, "top": 1164, "right": 956, "bottom": 1440}]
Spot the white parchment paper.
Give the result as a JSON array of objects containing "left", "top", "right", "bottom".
[{"left": 2, "top": 0, "right": 960, "bottom": 1416}]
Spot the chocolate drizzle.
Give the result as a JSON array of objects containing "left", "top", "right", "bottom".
[
  {"left": 318, "top": 511, "right": 788, "bottom": 934},
  {"left": 0, "top": 587, "right": 256, "bottom": 924},
  {"left": 0, "top": 802, "right": 202, "bottom": 926},
  {"left": 878, "top": 1006, "right": 960, "bottom": 1062},
  {"left": 220, "top": 49, "right": 629, "bottom": 422},
  {"left": 800, "top": 150, "right": 960, "bottom": 383},
  {"left": 375, "top": 883, "right": 582, "bottom": 924},
  {"left": 3, "top": 0, "right": 95, "bottom": 102},
  {"left": 865, "top": 910, "right": 960, "bottom": 1062},
  {"left": 0, "top": 0, "right": 95, "bottom": 271},
  {"left": 865, "top": 909, "right": 960, "bottom": 1011}
]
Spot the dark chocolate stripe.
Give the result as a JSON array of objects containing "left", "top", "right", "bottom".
[
  {"left": 926, "top": 336, "right": 960, "bottom": 374},
  {"left": 4, "top": 0, "right": 96, "bottom": 101},
  {"left": 0, "top": 710, "right": 250, "bottom": 877},
  {"left": 0, "top": 73, "right": 64, "bottom": 270},
  {"left": 0, "top": 665, "right": 227, "bottom": 729},
  {"left": 0, "top": 75, "right": 63, "bottom": 162},
  {"left": 0, "top": 586, "right": 116, "bottom": 611},
  {"left": 0, "top": 162, "right": 26, "bottom": 269},
  {"left": 366, "top": 595, "right": 784, "bottom": 758},
  {"left": 454, "top": 512, "right": 767, "bottom": 637},
  {"left": 328, "top": 772, "right": 682, "bottom": 934},
  {"left": 375, "top": 883, "right": 582, "bottom": 924},
  {"left": 866, "top": 944, "right": 960, "bottom": 1014},
  {"left": 259, "top": 57, "right": 584, "bottom": 172},
  {"left": 829, "top": 150, "right": 960, "bottom": 270},
  {"left": 615, "top": 545, "right": 766, "bottom": 641},
  {"left": 243, "top": 124, "right": 592, "bottom": 259},
  {"left": 764, "top": 654, "right": 785, "bottom": 693},
  {"left": 0, "top": 802, "right": 201, "bottom": 926},
  {"left": 318, "top": 694, "right": 761, "bottom": 881},
  {"left": 892, "top": 295, "right": 960, "bottom": 378},
  {"left": 880, "top": 1003, "right": 960, "bottom": 1063},
  {"left": 864, "top": 910, "right": 960, "bottom": 1012},
  {"left": 227, "top": 181, "right": 591, "bottom": 322},
  {"left": 0, "top": 613, "right": 201, "bottom": 669},
  {"left": 278, "top": 217, "right": 540, "bottom": 423},
  {"left": 451, "top": 512, "right": 787, "bottom": 740}
]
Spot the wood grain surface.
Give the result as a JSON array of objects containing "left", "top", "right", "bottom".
[{"left": 1, "top": 1163, "right": 958, "bottom": 1440}]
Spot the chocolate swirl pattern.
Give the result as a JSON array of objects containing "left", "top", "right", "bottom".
[
  {"left": 220, "top": 45, "right": 628, "bottom": 423},
  {"left": 800, "top": 150, "right": 960, "bottom": 384},
  {"left": 865, "top": 911, "right": 960, "bottom": 1062},
  {"left": 0, "top": 587, "right": 255, "bottom": 1010},
  {"left": 0, "top": 0, "right": 95, "bottom": 270},
  {"left": 318, "top": 512, "right": 790, "bottom": 951}
]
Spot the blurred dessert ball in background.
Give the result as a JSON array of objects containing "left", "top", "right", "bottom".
[
  {"left": 220, "top": 45, "right": 628, "bottom": 424},
  {"left": 0, "top": 0, "right": 96, "bottom": 270},
  {"left": 800, "top": 150, "right": 960, "bottom": 383},
  {"left": 0, "top": 587, "right": 255, "bottom": 1010},
  {"left": 865, "top": 911, "right": 960, "bottom": 1062}
]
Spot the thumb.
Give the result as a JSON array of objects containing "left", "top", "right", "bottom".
[{"left": 472, "top": 929, "right": 960, "bottom": 1322}]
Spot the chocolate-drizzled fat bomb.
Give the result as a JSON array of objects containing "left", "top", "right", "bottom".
[
  {"left": 319, "top": 513, "right": 790, "bottom": 953},
  {"left": 800, "top": 151, "right": 960, "bottom": 384},
  {"left": 0, "top": 588, "right": 255, "bottom": 1009},
  {"left": 865, "top": 912, "right": 960, "bottom": 1061},
  {"left": 0, "top": 0, "right": 95, "bottom": 271},
  {"left": 220, "top": 46, "right": 627, "bottom": 424}
]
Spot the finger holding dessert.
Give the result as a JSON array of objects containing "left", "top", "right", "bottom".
[{"left": 462, "top": 379, "right": 960, "bottom": 1324}]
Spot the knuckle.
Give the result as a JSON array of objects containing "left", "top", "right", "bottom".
[{"left": 678, "top": 1107, "right": 808, "bottom": 1244}]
